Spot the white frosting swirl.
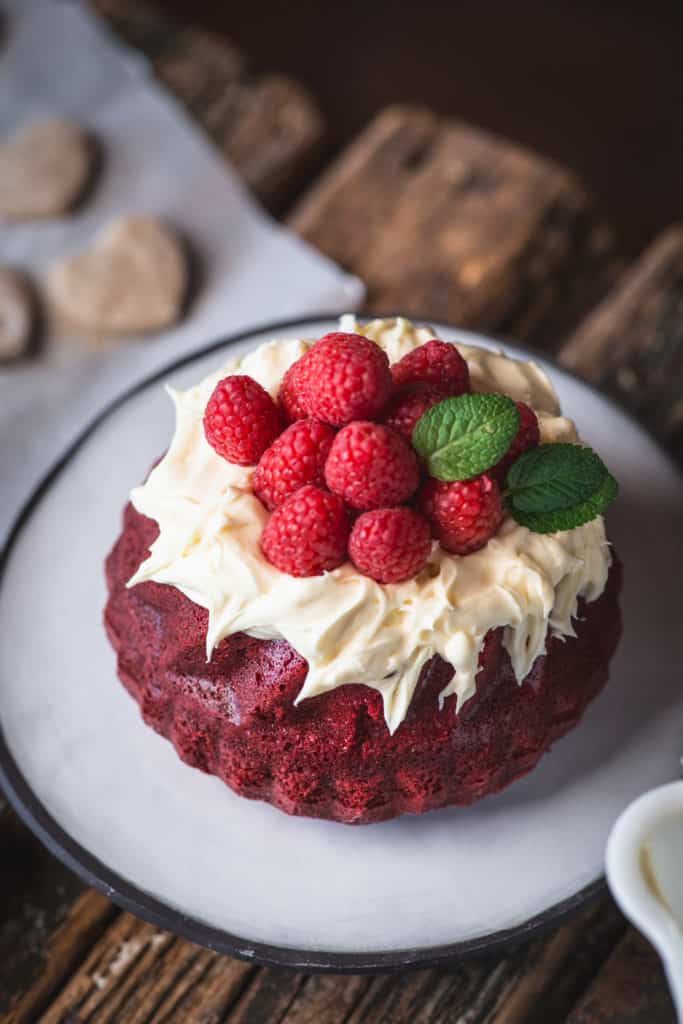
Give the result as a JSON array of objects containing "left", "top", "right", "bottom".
[{"left": 128, "top": 317, "right": 612, "bottom": 733}]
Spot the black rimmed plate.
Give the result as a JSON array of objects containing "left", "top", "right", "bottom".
[{"left": 1, "top": 317, "right": 682, "bottom": 973}]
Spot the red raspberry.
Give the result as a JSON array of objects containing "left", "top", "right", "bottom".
[
  {"left": 260, "top": 485, "right": 349, "bottom": 577},
  {"left": 391, "top": 339, "right": 470, "bottom": 396},
  {"left": 296, "top": 332, "right": 393, "bottom": 426},
  {"left": 382, "top": 384, "right": 443, "bottom": 441},
  {"left": 278, "top": 362, "right": 308, "bottom": 423},
  {"left": 203, "top": 375, "right": 281, "bottom": 466},
  {"left": 419, "top": 474, "right": 503, "bottom": 555},
  {"left": 491, "top": 401, "right": 540, "bottom": 481},
  {"left": 253, "top": 419, "right": 336, "bottom": 511},
  {"left": 349, "top": 507, "right": 432, "bottom": 583},
  {"left": 324, "top": 421, "right": 420, "bottom": 510}
]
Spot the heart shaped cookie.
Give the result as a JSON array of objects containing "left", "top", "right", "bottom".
[
  {"left": 0, "top": 118, "right": 94, "bottom": 220},
  {"left": 47, "top": 217, "right": 188, "bottom": 335},
  {"left": 0, "top": 268, "right": 34, "bottom": 361}
]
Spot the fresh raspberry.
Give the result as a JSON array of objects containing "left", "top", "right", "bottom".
[
  {"left": 491, "top": 401, "right": 540, "bottom": 481},
  {"left": 419, "top": 474, "right": 503, "bottom": 555},
  {"left": 324, "top": 421, "right": 420, "bottom": 510},
  {"left": 278, "top": 362, "right": 308, "bottom": 423},
  {"left": 382, "top": 384, "right": 443, "bottom": 441},
  {"left": 391, "top": 339, "right": 470, "bottom": 396},
  {"left": 349, "top": 507, "right": 432, "bottom": 583},
  {"left": 253, "top": 418, "right": 336, "bottom": 511},
  {"left": 203, "top": 375, "right": 281, "bottom": 466},
  {"left": 296, "top": 332, "right": 393, "bottom": 426},
  {"left": 260, "top": 484, "right": 349, "bottom": 577}
]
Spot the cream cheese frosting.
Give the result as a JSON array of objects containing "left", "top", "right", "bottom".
[{"left": 128, "top": 316, "right": 612, "bottom": 733}]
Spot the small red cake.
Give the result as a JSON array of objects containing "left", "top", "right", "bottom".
[{"left": 104, "top": 318, "right": 622, "bottom": 824}]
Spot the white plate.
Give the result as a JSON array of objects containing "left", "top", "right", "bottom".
[{"left": 1, "top": 317, "right": 682, "bottom": 972}]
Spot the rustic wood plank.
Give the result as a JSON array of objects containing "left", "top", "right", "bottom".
[
  {"left": 226, "top": 969, "right": 306, "bottom": 1024},
  {"left": 561, "top": 224, "right": 683, "bottom": 465},
  {"left": 91, "top": 0, "right": 324, "bottom": 212},
  {"left": 566, "top": 928, "right": 676, "bottom": 1024},
  {"left": 6, "top": 895, "right": 627, "bottom": 1024},
  {"left": 296, "top": 899, "right": 623, "bottom": 1024},
  {"left": 34, "top": 911, "right": 252, "bottom": 1024},
  {"left": 482, "top": 904, "right": 623, "bottom": 1024},
  {"left": 280, "top": 975, "right": 371, "bottom": 1024},
  {"left": 524, "top": 899, "right": 627, "bottom": 1024},
  {"left": 151, "top": 953, "right": 253, "bottom": 1024},
  {"left": 0, "top": 805, "right": 115, "bottom": 1024},
  {"left": 288, "top": 104, "right": 619, "bottom": 347},
  {"left": 0, "top": 887, "right": 115, "bottom": 1024}
]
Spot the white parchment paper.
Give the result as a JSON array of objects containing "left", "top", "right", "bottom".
[{"left": 0, "top": 0, "right": 363, "bottom": 541}]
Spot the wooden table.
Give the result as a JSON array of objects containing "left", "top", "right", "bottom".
[{"left": 2, "top": 2, "right": 682, "bottom": 1021}]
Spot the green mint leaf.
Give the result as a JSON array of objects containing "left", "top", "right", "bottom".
[
  {"left": 506, "top": 443, "right": 609, "bottom": 513},
  {"left": 412, "top": 393, "right": 519, "bottom": 481},
  {"left": 510, "top": 473, "right": 618, "bottom": 533}
]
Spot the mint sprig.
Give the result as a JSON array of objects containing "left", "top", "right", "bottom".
[
  {"left": 506, "top": 443, "right": 609, "bottom": 513},
  {"left": 509, "top": 474, "right": 618, "bottom": 533},
  {"left": 505, "top": 443, "right": 618, "bottom": 533},
  {"left": 412, "top": 395, "right": 618, "bottom": 533},
  {"left": 412, "top": 393, "right": 519, "bottom": 481}
]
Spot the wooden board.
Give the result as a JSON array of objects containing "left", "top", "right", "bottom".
[
  {"left": 0, "top": 803, "right": 115, "bottom": 1023},
  {"left": 289, "top": 104, "right": 620, "bottom": 348},
  {"left": 90, "top": 0, "right": 324, "bottom": 213},
  {"left": 0, "top": 897, "right": 629, "bottom": 1024},
  {"left": 566, "top": 929, "right": 676, "bottom": 1024},
  {"left": 562, "top": 225, "right": 683, "bottom": 466}
]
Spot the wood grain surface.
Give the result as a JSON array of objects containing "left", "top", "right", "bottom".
[
  {"left": 90, "top": 0, "right": 324, "bottom": 212},
  {"left": 0, "top": 897, "right": 632, "bottom": 1024},
  {"left": 288, "top": 104, "right": 619, "bottom": 348},
  {"left": 0, "top": 0, "right": 680, "bottom": 1021},
  {"left": 566, "top": 930, "right": 676, "bottom": 1024},
  {"left": 562, "top": 224, "right": 683, "bottom": 466}
]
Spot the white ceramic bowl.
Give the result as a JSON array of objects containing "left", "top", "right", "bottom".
[{"left": 607, "top": 781, "right": 683, "bottom": 1020}]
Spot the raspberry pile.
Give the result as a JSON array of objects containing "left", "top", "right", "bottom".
[{"left": 203, "top": 331, "right": 540, "bottom": 582}]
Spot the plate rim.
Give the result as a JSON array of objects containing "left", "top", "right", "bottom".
[{"left": 0, "top": 312, "right": 678, "bottom": 973}]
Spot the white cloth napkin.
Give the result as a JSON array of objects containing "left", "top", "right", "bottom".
[{"left": 0, "top": 0, "right": 363, "bottom": 541}]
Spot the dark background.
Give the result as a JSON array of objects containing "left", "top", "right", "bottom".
[{"left": 161, "top": 0, "right": 682, "bottom": 257}]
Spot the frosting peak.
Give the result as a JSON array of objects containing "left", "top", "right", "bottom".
[{"left": 128, "top": 317, "right": 611, "bottom": 733}]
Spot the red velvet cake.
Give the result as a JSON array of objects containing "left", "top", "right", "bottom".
[{"left": 104, "top": 316, "right": 621, "bottom": 824}]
